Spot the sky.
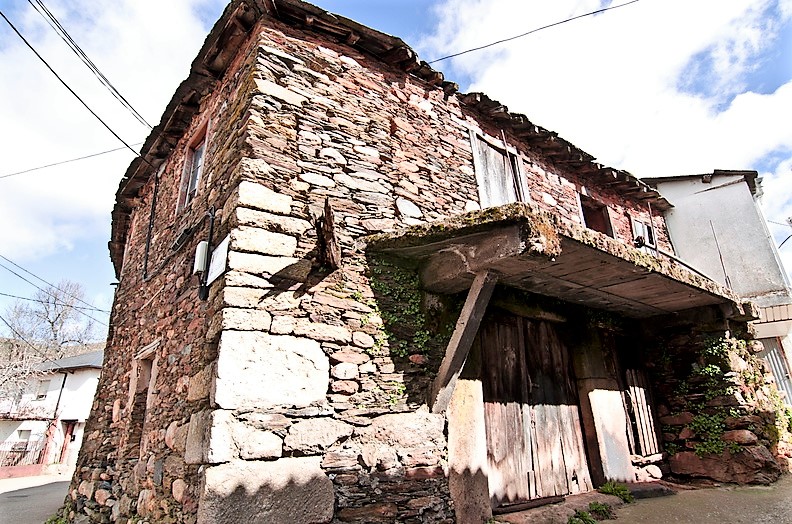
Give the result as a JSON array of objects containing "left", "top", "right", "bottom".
[{"left": 0, "top": 0, "right": 790, "bottom": 341}]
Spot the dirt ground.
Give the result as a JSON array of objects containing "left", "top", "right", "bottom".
[{"left": 615, "top": 474, "right": 792, "bottom": 523}]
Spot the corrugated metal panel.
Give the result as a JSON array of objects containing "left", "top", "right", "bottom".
[{"left": 759, "top": 338, "right": 792, "bottom": 406}]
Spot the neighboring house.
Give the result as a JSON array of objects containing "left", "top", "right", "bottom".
[
  {"left": 0, "top": 350, "right": 102, "bottom": 478},
  {"left": 644, "top": 171, "right": 792, "bottom": 404},
  {"left": 64, "top": 2, "right": 785, "bottom": 523}
]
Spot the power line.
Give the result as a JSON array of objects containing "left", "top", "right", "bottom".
[
  {"left": 428, "top": 0, "right": 641, "bottom": 64},
  {"left": 0, "top": 9, "right": 143, "bottom": 161},
  {"left": 0, "top": 291, "right": 109, "bottom": 313},
  {"left": 0, "top": 254, "right": 108, "bottom": 315},
  {"left": 0, "top": 261, "right": 108, "bottom": 327},
  {"left": 0, "top": 142, "right": 143, "bottom": 180},
  {"left": 768, "top": 219, "right": 792, "bottom": 228},
  {"left": 0, "top": 312, "right": 62, "bottom": 368},
  {"left": 27, "top": 0, "right": 153, "bottom": 129}
]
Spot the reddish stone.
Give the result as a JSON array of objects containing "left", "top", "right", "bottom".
[
  {"left": 337, "top": 503, "right": 398, "bottom": 522},
  {"left": 659, "top": 412, "right": 695, "bottom": 426},
  {"left": 331, "top": 380, "right": 360, "bottom": 395}
]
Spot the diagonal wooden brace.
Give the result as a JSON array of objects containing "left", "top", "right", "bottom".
[{"left": 430, "top": 270, "right": 498, "bottom": 413}]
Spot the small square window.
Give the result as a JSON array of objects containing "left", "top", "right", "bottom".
[
  {"left": 17, "top": 429, "right": 31, "bottom": 441},
  {"left": 35, "top": 379, "right": 51, "bottom": 400},
  {"left": 632, "top": 218, "right": 656, "bottom": 252},
  {"left": 580, "top": 195, "right": 614, "bottom": 237}
]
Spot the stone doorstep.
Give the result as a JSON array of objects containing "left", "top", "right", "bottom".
[{"left": 495, "top": 482, "right": 676, "bottom": 523}]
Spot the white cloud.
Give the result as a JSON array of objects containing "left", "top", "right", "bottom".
[
  {"left": 0, "top": 0, "right": 226, "bottom": 263},
  {"left": 422, "top": 0, "right": 792, "bottom": 281}
]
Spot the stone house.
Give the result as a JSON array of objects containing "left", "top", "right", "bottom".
[
  {"left": 65, "top": 1, "right": 789, "bottom": 523},
  {"left": 0, "top": 350, "right": 102, "bottom": 479}
]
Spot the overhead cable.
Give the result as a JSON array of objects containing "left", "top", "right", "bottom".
[
  {"left": 0, "top": 261, "right": 108, "bottom": 327},
  {"left": 27, "top": 0, "right": 153, "bottom": 129},
  {"left": 429, "top": 0, "right": 641, "bottom": 64},
  {"left": 0, "top": 291, "right": 110, "bottom": 313},
  {"left": 0, "top": 254, "right": 110, "bottom": 314},
  {"left": 0, "top": 312, "right": 63, "bottom": 367},
  {"left": 0, "top": 143, "right": 143, "bottom": 180},
  {"left": 0, "top": 9, "right": 145, "bottom": 162}
]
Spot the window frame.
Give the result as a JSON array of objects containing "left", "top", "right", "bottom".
[
  {"left": 579, "top": 193, "right": 614, "bottom": 238},
  {"left": 631, "top": 217, "right": 657, "bottom": 252},
  {"left": 178, "top": 122, "right": 209, "bottom": 212},
  {"left": 35, "top": 379, "right": 51, "bottom": 401}
]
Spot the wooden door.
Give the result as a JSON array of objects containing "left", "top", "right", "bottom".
[{"left": 478, "top": 311, "right": 592, "bottom": 508}]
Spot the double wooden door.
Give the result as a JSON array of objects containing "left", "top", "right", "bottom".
[{"left": 475, "top": 311, "right": 592, "bottom": 507}]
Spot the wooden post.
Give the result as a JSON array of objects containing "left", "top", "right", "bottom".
[{"left": 430, "top": 270, "right": 497, "bottom": 413}]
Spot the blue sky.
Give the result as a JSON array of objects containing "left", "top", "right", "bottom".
[{"left": 1, "top": 0, "right": 791, "bottom": 340}]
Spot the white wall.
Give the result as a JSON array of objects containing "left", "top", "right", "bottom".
[{"left": 657, "top": 175, "right": 792, "bottom": 306}]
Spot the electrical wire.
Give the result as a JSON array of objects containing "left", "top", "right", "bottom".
[
  {"left": 0, "top": 9, "right": 144, "bottom": 162},
  {"left": 0, "top": 261, "right": 108, "bottom": 327},
  {"left": 27, "top": 0, "right": 153, "bottom": 129},
  {"left": 0, "top": 292, "right": 109, "bottom": 313},
  {"left": 0, "top": 254, "right": 109, "bottom": 315},
  {"left": 0, "top": 142, "right": 143, "bottom": 180},
  {"left": 768, "top": 219, "right": 792, "bottom": 228},
  {"left": 428, "top": 0, "right": 641, "bottom": 64},
  {"left": 0, "top": 312, "right": 63, "bottom": 367}
]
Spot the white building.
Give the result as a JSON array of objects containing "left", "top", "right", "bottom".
[
  {"left": 644, "top": 170, "right": 792, "bottom": 401},
  {"left": 0, "top": 350, "right": 103, "bottom": 477}
]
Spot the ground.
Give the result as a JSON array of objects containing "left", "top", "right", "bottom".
[{"left": 0, "top": 473, "right": 69, "bottom": 524}]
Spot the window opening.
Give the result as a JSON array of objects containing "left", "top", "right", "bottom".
[
  {"left": 17, "top": 429, "right": 31, "bottom": 441},
  {"left": 580, "top": 195, "right": 614, "bottom": 237},
  {"left": 35, "top": 380, "right": 51, "bottom": 400},
  {"left": 178, "top": 124, "right": 209, "bottom": 211},
  {"left": 631, "top": 218, "right": 656, "bottom": 252}
]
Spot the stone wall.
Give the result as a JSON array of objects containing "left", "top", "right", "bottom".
[
  {"left": 68, "top": 10, "right": 684, "bottom": 524},
  {"left": 644, "top": 308, "right": 791, "bottom": 484}
]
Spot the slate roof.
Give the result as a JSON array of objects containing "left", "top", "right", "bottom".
[{"left": 39, "top": 350, "right": 104, "bottom": 372}]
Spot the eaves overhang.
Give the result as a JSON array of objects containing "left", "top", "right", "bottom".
[
  {"left": 366, "top": 203, "right": 753, "bottom": 320},
  {"left": 109, "top": 0, "right": 672, "bottom": 277}
]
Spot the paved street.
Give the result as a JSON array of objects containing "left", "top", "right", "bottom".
[
  {"left": 616, "top": 475, "right": 792, "bottom": 523},
  {"left": 0, "top": 477, "right": 69, "bottom": 524}
]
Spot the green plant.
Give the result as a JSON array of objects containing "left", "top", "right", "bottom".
[
  {"left": 44, "top": 516, "right": 67, "bottom": 524},
  {"left": 568, "top": 510, "right": 597, "bottom": 524},
  {"left": 598, "top": 481, "right": 634, "bottom": 503},
  {"left": 588, "top": 501, "right": 615, "bottom": 520},
  {"left": 689, "top": 412, "right": 727, "bottom": 456},
  {"left": 665, "top": 442, "right": 680, "bottom": 455}
]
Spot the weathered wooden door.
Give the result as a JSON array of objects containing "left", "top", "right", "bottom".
[{"left": 477, "top": 311, "right": 592, "bottom": 507}]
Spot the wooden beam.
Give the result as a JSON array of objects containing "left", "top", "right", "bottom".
[{"left": 430, "top": 271, "right": 498, "bottom": 413}]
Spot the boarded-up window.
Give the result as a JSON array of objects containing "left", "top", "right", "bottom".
[{"left": 471, "top": 131, "right": 527, "bottom": 207}]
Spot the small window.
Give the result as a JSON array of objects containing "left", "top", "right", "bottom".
[
  {"left": 471, "top": 131, "right": 528, "bottom": 207},
  {"left": 35, "top": 380, "right": 51, "bottom": 400},
  {"left": 184, "top": 139, "right": 205, "bottom": 207},
  {"left": 179, "top": 126, "right": 208, "bottom": 211},
  {"left": 580, "top": 195, "right": 614, "bottom": 237},
  {"left": 17, "top": 429, "right": 31, "bottom": 441},
  {"left": 631, "top": 218, "right": 656, "bottom": 252}
]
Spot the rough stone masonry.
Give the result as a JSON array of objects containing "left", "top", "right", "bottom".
[{"left": 59, "top": 1, "right": 790, "bottom": 523}]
